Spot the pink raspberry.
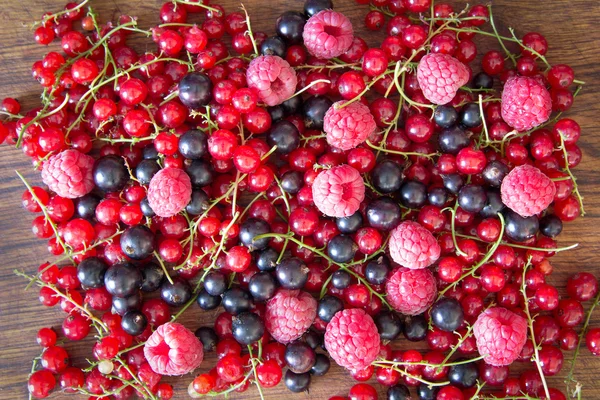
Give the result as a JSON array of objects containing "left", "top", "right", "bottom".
[
  {"left": 144, "top": 322, "right": 203, "bottom": 376},
  {"left": 147, "top": 167, "right": 192, "bottom": 218},
  {"left": 41, "top": 149, "right": 95, "bottom": 199},
  {"left": 501, "top": 164, "right": 556, "bottom": 217},
  {"left": 302, "top": 10, "right": 354, "bottom": 60},
  {"left": 389, "top": 221, "right": 441, "bottom": 269},
  {"left": 324, "top": 101, "right": 376, "bottom": 151},
  {"left": 312, "top": 165, "right": 365, "bottom": 218},
  {"left": 417, "top": 53, "right": 470, "bottom": 105},
  {"left": 265, "top": 289, "right": 317, "bottom": 344},
  {"left": 473, "top": 307, "right": 528, "bottom": 366},
  {"left": 501, "top": 75, "right": 552, "bottom": 132},
  {"left": 324, "top": 308, "right": 380, "bottom": 371},
  {"left": 386, "top": 268, "right": 437, "bottom": 315},
  {"left": 246, "top": 55, "right": 297, "bottom": 107}
]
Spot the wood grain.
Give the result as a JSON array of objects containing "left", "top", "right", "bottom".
[{"left": 0, "top": 0, "right": 599, "bottom": 398}]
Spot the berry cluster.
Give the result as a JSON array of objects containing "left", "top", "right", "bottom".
[{"left": 1, "top": 0, "right": 596, "bottom": 399}]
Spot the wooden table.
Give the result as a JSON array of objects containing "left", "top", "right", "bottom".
[{"left": 0, "top": 0, "right": 599, "bottom": 398}]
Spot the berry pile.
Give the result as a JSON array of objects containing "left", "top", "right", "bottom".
[{"left": 1, "top": 0, "right": 596, "bottom": 399}]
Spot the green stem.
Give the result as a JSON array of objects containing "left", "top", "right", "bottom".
[{"left": 521, "top": 260, "right": 551, "bottom": 400}]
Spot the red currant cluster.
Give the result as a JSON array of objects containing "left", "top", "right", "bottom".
[{"left": 1, "top": 0, "right": 597, "bottom": 399}]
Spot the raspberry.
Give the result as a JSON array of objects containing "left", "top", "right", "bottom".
[
  {"left": 324, "top": 308, "right": 380, "bottom": 371},
  {"left": 147, "top": 168, "right": 192, "bottom": 218},
  {"left": 501, "top": 75, "right": 552, "bottom": 132},
  {"left": 265, "top": 289, "right": 317, "bottom": 344},
  {"left": 144, "top": 322, "right": 203, "bottom": 376},
  {"left": 389, "top": 221, "right": 441, "bottom": 269},
  {"left": 246, "top": 55, "right": 297, "bottom": 107},
  {"left": 501, "top": 164, "right": 556, "bottom": 217},
  {"left": 473, "top": 307, "right": 528, "bottom": 366},
  {"left": 302, "top": 10, "right": 354, "bottom": 60},
  {"left": 41, "top": 149, "right": 95, "bottom": 199},
  {"left": 324, "top": 101, "right": 376, "bottom": 151},
  {"left": 417, "top": 53, "right": 470, "bottom": 105},
  {"left": 386, "top": 268, "right": 437, "bottom": 315},
  {"left": 312, "top": 165, "right": 365, "bottom": 218}
]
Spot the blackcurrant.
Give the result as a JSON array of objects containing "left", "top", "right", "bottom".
[
  {"left": 178, "top": 72, "right": 212, "bottom": 109},
  {"left": 431, "top": 297, "right": 464, "bottom": 332},
  {"left": 184, "top": 159, "right": 215, "bottom": 188},
  {"left": 121, "top": 310, "right": 147, "bottom": 336},
  {"left": 371, "top": 160, "right": 404, "bottom": 194},
  {"left": 195, "top": 327, "right": 218, "bottom": 352},
  {"left": 434, "top": 105, "right": 458, "bottom": 128},
  {"left": 540, "top": 214, "right": 563, "bottom": 238},
  {"left": 239, "top": 218, "right": 271, "bottom": 251},
  {"left": 178, "top": 129, "right": 208, "bottom": 159},
  {"left": 160, "top": 278, "right": 192, "bottom": 306},
  {"left": 77, "top": 257, "right": 108, "bottom": 288},
  {"left": 197, "top": 289, "right": 221, "bottom": 310},
  {"left": 276, "top": 258, "right": 308, "bottom": 289},
  {"left": 268, "top": 120, "right": 300, "bottom": 154},
  {"left": 318, "top": 295, "right": 344, "bottom": 322},
  {"left": 327, "top": 235, "right": 357, "bottom": 263},
  {"left": 249, "top": 272, "right": 278, "bottom": 302},
  {"left": 204, "top": 271, "right": 226, "bottom": 296},
  {"left": 140, "top": 262, "right": 165, "bottom": 292},
  {"left": 276, "top": 11, "right": 306, "bottom": 44},
  {"left": 222, "top": 288, "right": 252, "bottom": 315},
  {"left": 232, "top": 312, "right": 265, "bottom": 345},
  {"left": 285, "top": 341, "right": 316, "bottom": 373},
  {"left": 366, "top": 197, "right": 401, "bottom": 231},
  {"left": 303, "top": 96, "right": 332, "bottom": 130},
  {"left": 336, "top": 211, "right": 363, "bottom": 234},
  {"left": 93, "top": 155, "right": 128, "bottom": 193},
  {"left": 375, "top": 311, "right": 402, "bottom": 340},
  {"left": 310, "top": 354, "right": 331, "bottom": 376},
  {"left": 104, "top": 262, "right": 142, "bottom": 297},
  {"left": 504, "top": 209, "right": 539, "bottom": 242},
  {"left": 120, "top": 225, "right": 155, "bottom": 260},
  {"left": 458, "top": 184, "right": 487, "bottom": 213},
  {"left": 403, "top": 315, "right": 427, "bottom": 341}
]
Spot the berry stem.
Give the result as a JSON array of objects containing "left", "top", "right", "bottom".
[
  {"left": 254, "top": 232, "right": 392, "bottom": 309},
  {"left": 520, "top": 259, "right": 551, "bottom": 400},
  {"left": 172, "top": 0, "right": 220, "bottom": 13},
  {"left": 240, "top": 4, "right": 258, "bottom": 56},
  {"left": 374, "top": 355, "right": 485, "bottom": 369},
  {"left": 487, "top": 5, "right": 517, "bottom": 67},
  {"left": 450, "top": 202, "right": 468, "bottom": 257},
  {"left": 557, "top": 130, "right": 585, "bottom": 216},
  {"left": 153, "top": 251, "right": 175, "bottom": 285},
  {"left": 366, "top": 140, "right": 439, "bottom": 160},
  {"left": 248, "top": 345, "right": 266, "bottom": 400},
  {"left": 284, "top": 79, "right": 331, "bottom": 103},
  {"left": 15, "top": 171, "right": 73, "bottom": 259},
  {"left": 565, "top": 290, "right": 600, "bottom": 397},
  {"left": 35, "top": 0, "right": 90, "bottom": 28},
  {"left": 439, "top": 213, "right": 505, "bottom": 298},
  {"left": 15, "top": 270, "right": 109, "bottom": 333},
  {"left": 453, "top": 232, "right": 579, "bottom": 253}
]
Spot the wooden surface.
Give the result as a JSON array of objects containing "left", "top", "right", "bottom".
[{"left": 0, "top": 0, "right": 599, "bottom": 399}]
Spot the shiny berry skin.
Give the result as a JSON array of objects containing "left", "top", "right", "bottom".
[
  {"left": 567, "top": 273, "right": 599, "bottom": 301},
  {"left": 338, "top": 71, "right": 366, "bottom": 100},
  {"left": 28, "top": 370, "right": 56, "bottom": 399},
  {"left": 41, "top": 345, "right": 69, "bottom": 373},
  {"left": 402, "top": 25, "right": 427, "bottom": 49},
  {"left": 37, "top": 327, "right": 58, "bottom": 347},
  {"left": 554, "top": 299, "right": 584, "bottom": 327},
  {"left": 405, "top": 113, "right": 434, "bottom": 143},
  {"left": 586, "top": 328, "right": 600, "bottom": 356},
  {"left": 363, "top": 49, "right": 389, "bottom": 78}
]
